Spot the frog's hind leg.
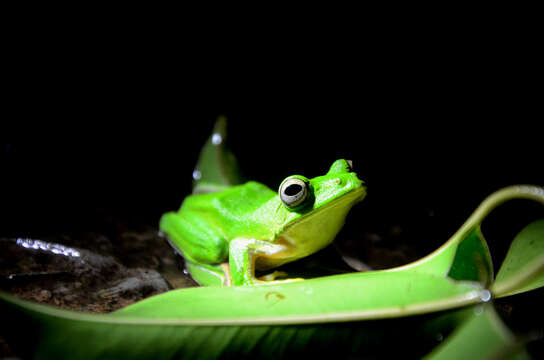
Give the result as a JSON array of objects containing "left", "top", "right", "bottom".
[
  {"left": 160, "top": 212, "right": 228, "bottom": 263},
  {"left": 185, "top": 261, "right": 231, "bottom": 286},
  {"left": 160, "top": 212, "right": 230, "bottom": 286}
]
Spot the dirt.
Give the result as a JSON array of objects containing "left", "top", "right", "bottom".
[{"left": 0, "top": 221, "right": 197, "bottom": 313}]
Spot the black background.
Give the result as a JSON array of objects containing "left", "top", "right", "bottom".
[
  {"left": 1, "top": 23, "right": 543, "bottom": 357},
  {"left": 2, "top": 31, "right": 542, "bottom": 262},
  {"left": 0, "top": 12, "right": 543, "bottom": 360}
]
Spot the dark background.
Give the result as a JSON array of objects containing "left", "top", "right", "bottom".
[
  {"left": 2, "top": 32, "right": 542, "bottom": 267},
  {"left": 1, "top": 28, "right": 543, "bottom": 356},
  {"left": 0, "top": 15, "right": 543, "bottom": 358}
]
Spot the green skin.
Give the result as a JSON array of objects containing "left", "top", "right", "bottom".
[{"left": 160, "top": 159, "right": 366, "bottom": 286}]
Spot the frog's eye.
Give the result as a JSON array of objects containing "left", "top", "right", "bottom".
[{"left": 279, "top": 177, "right": 309, "bottom": 208}]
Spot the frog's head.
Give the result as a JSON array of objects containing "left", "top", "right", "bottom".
[
  {"left": 278, "top": 159, "right": 366, "bottom": 213},
  {"left": 270, "top": 159, "right": 366, "bottom": 265}
]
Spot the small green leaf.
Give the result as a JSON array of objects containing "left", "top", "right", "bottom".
[
  {"left": 447, "top": 227, "right": 493, "bottom": 287},
  {"left": 424, "top": 304, "right": 530, "bottom": 360},
  {"left": 493, "top": 219, "right": 544, "bottom": 297},
  {"left": 192, "top": 116, "right": 244, "bottom": 194}
]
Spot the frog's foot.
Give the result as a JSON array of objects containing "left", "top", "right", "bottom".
[
  {"left": 254, "top": 272, "right": 304, "bottom": 285},
  {"left": 257, "top": 270, "right": 289, "bottom": 281},
  {"left": 185, "top": 261, "right": 229, "bottom": 287}
]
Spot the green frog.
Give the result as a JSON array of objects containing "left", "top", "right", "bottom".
[{"left": 160, "top": 120, "right": 366, "bottom": 286}]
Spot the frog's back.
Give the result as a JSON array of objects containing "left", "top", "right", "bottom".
[{"left": 180, "top": 181, "right": 277, "bottom": 239}]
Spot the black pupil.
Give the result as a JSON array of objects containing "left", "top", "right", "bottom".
[{"left": 285, "top": 183, "right": 303, "bottom": 196}]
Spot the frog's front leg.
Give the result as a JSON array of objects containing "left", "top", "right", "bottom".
[{"left": 229, "top": 238, "right": 301, "bottom": 286}]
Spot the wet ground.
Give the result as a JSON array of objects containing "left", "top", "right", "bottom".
[
  {"left": 0, "top": 218, "right": 197, "bottom": 314},
  {"left": 0, "top": 214, "right": 420, "bottom": 314}
]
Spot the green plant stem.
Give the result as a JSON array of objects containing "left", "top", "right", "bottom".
[{"left": 388, "top": 185, "right": 544, "bottom": 274}]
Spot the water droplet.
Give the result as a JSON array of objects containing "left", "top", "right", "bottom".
[
  {"left": 192, "top": 169, "right": 202, "bottom": 181},
  {"left": 435, "top": 333, "right": 443, "bottom": 342},
  {"left": 479, "top": 289, "right": 492, "bottom": 302},
  {"left": 68, "top": 249, "right": 81, "bottom": 257},
  {"left": 211, "top": 133, "right": 223, "bottom": 145},
  {"left": 473, "top": 305, "right": 484, "bottom": 316}
]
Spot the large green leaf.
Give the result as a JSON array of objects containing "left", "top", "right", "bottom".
[
  {"left": 0, "top": 291, "right": 482, "bottom": 359},
  {"left": 1, "top": 185, "right": 543, "bottom": 359},
  {"left": 113, "top": 271, "right": 483, "bottom": 322}
]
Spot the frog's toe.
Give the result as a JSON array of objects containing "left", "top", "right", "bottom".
[
  {"left": 257, "top": 270, "right": 288, "bottom": 281},
  {"left": 254, "top": 277, "right": 304, "bottom": 285},
  {"left": 278, "top": 277, "right": 304, "bottom": 283}
]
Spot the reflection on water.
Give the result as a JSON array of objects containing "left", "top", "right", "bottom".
[{"left": 15, "top": 238, "right": 81, "bottom": 258}]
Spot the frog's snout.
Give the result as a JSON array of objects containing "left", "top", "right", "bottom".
[{"left": 345, "top": 160, "right": 362, "bottom": 183}]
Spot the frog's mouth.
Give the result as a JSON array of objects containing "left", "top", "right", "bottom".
[
  {"left": 300, "top": 185, "right": 366, "bottom": 221},
  {"left": 257, "top": 186, "right": 365, "bottom": 270}
]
